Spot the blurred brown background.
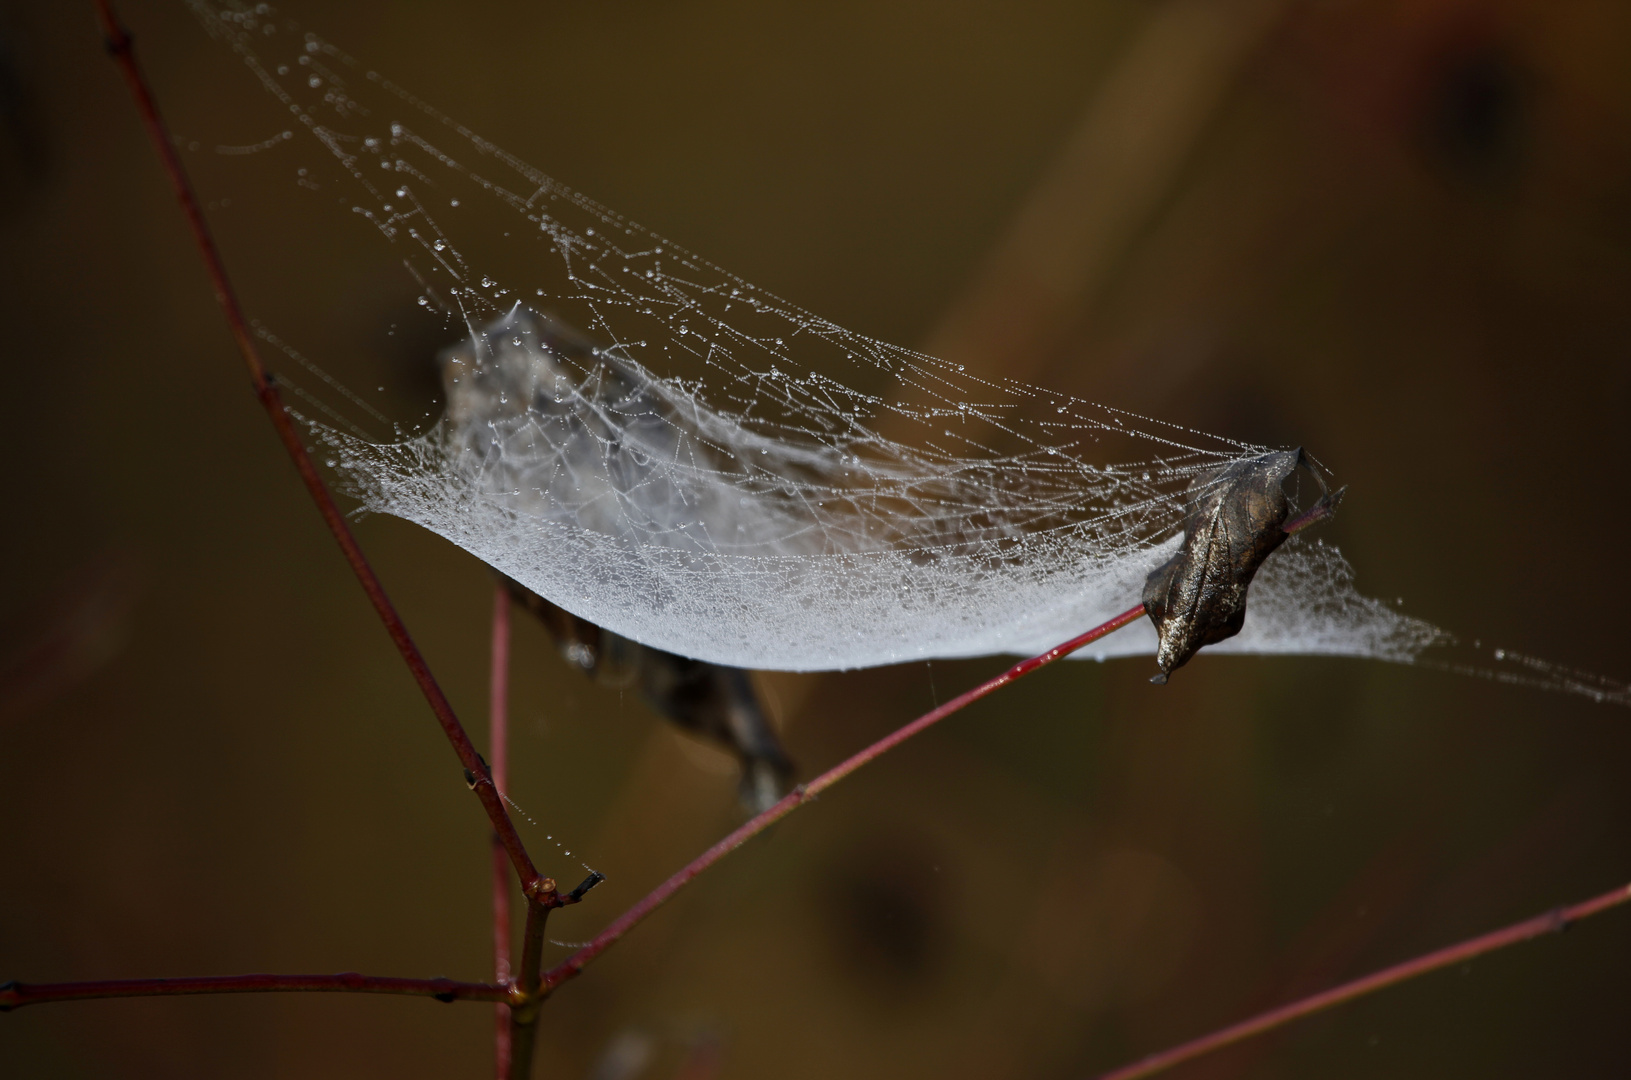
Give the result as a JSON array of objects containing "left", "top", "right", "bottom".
[{"left": 3, "top": 0, "right": 1631, "bottom": 1077}]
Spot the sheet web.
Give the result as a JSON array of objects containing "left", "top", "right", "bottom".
[{"left": 191, "top": 1, "right": 1450, "bottom": 675}]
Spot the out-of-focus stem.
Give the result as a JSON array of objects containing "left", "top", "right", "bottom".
[
  {"left": 542, "top": 604, "right": 1149, "bottom": 993},
  {"left": 1094, "top": 880, "right": 1631, "bottom": 1080},
  {"left": 90, "top": 0, "right": 543, "bottom": 892},
  {"left": 490, "top": 585, "right": 514, "bottom": 1080},
  {"left": 0, "top": 974, "right": 508, "bottom": 1010}
]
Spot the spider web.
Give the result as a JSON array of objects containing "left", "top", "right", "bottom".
[{"left": 185, "top": 2, "right": 1503, "bottom": 682}]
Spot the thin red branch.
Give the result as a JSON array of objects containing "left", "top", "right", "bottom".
[
  {"left": 1094, "top": 880, "right": 1631, "bottom": 1080},
  {"left": 489, "top": 585, "right": 514, "bottom": 1080},
  {"left": 0, "top": 973, "right": 509, "bottom": 1011},
  {"left": 542, "top": 603, "right": 1148, "bottom": 993},
  {"left": 91, "top": 0, "right": 543, "bottom": 893}
]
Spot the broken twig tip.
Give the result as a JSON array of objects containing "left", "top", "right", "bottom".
[{"left": 568, "top": 871, "right": 607, "bottom": 903}]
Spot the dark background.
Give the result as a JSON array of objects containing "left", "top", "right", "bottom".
[{"left": 3, "top": 0, "right": 1630, "bottom": 1077}]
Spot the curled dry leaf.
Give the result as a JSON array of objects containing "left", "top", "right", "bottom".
[{"left": 1143, "top": 449, "right": 1344, "bottom": 683}]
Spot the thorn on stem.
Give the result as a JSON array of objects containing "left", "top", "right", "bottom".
[{"left": 465, "top": 756, "right": 496, "bottom": 791}]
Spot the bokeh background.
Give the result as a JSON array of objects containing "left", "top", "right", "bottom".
[{"left": 3, "top": 0, "right": 1631, "bottom": 1077}]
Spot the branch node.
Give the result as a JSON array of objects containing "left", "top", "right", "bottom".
[
  {"left": 523, "top": 877, "right": 558, "bottom": 903},
  {"left": 102, "top": 26, "right": 131, "bottom": 58}
]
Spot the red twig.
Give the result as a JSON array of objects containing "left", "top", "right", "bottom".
[
  {"left": 489, "top": 585, "right": 514, "bottom": 1079},
  {"left": 90, "top": 0, "right": 543, "bottom": 894},
  {"left": 542, "top": 603, "right": 1149, "bottom": 993},
  {"left": 1095, "top": 880, "right": 1631, "bottom": 1080},
  {"left": 0, "top": 974, "right": 509, "bottom": 1011}
]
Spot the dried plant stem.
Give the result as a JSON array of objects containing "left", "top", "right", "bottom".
[
  {"left": 90, "top": 0, "right": 543, "bottom": 894},
  {"left": 489, "top": 585, "right": 514, "bottom": 1079},
  {"left": 542, "top": 603, "right": 1149, "bottom": 993},
  {"left": 0, "top": 974, "right": 508, "bottom": 1010},
  {"left": 1095, "top": 880, "right": 1631, "bottom": 1080}
]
